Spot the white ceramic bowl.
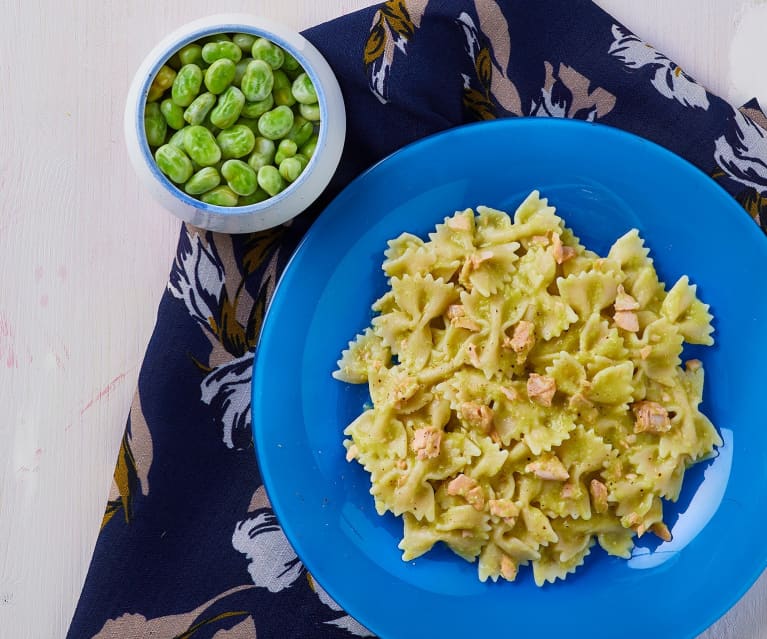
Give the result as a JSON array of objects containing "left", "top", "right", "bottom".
[{"left": 124, "top": 14, "right": 346, "bottom": 234}]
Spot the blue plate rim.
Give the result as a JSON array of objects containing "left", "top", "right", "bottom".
[{"left": 252, "top": 116, "right": 767, "bottom": 639}]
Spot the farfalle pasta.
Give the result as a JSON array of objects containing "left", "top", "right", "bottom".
[{"left": 333, "top": 191, "right": 720, "bottom": 586}]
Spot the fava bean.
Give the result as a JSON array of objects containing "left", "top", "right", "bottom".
[
  {"left": 240, "top": 59, "right": 274, "bottom": 102},
  {"left": 183, "top": 125, "right": 222, "bottom": 166},
  {"left": 184, "top": 92, "right": 216, "bottom": 125},
  {"left": 222, "top": 159, "right": 258, "bottom": 196},
  {"left": 271, "top": 69, "right": 295, "bottom": 106},
  {"left": 299, "top": 102, "right": 321, "bottom": 122},
  {"left": 210, "top": 86, "right": 245, "bottom": 129},
  {"left": 234, "top": 57, "right": 251, "bottom": 85},
  {"left": 166, "top": 52, "right": 182, "bottom": 70},
  {"left": 171, "top": 64, "right": 203, "bottom": 107},
  {"left": 178, "top": 43, "right": 203, "bottom": 67},
  {"left": 168, "top": 128, "right": 186, "bottom": 149},
  {"left": 248, "top": 137, "right": 275, "bottom": 171},
  {"left": 291, "top": 73, "right": 317, "bottom": 105},
  {"left": 282, "top": 51, "right": 301, "bottom": 73},
  {"left": 206, "top": 33, "right": 232, "bottom": 43},
  {"left": 204, "top": 58, "right": 236, "bottom": 94},
  {"left": 274, "top": 138, "right": 297, "bottom": 164},
  {"left": 200, "top": 114, "right": 219, "bottom": 135},
  {"left": 217, "top": 124, "right": 256, "bottom": 159},
  {"left": 233, "top": 33, "right": 256, "bottom": 52},
  {"left": 286, "top": 116, "right": 313, "bottom": 147},
  {"left": 160, "top": 99, "right": 185, "bottom": 130},
  {"left": 201, "top": 41, "right": 242, "bottom": 64},
  {"left": 155, "top": 144, "right": 193, "bottom": 183},
  {"left": 300, "top": 134, "right": 318, "bottom": 158},
  {"left": 253, "top": 137, "right": 276, "bottom": 162},
  {"left": 148, "top": 65, "right": 177, "bottom": 102},
  {"left": 144, "top": 102, "right": 167, "bottom": 147},
  {"left": 201, "top": 185, "right": 239, "bottom": 206},
  {"left": 184, "top": 167, "right": 221, "bottom": 195},
  {"left": 238, "top": 188, "right": 270, "bottom": 205},
  {"left": 240, "top": 93, "right": 274, "bottom": 118},
  {"left": 237, "top": 116, "right": 260, "bottom": 136},
  {"left": 257, "top": 165, "right": 286, "bottom": 196},
  {"left": 251, "top": 38, "right": 284, "bottom": 69},
  {"left": 257, "top": 105, "right": 294, "bottom": 140},
  {"left": 293, "top": 153, "right": 309, "bottom": 170},
  {"left": 279, "top": 156, "right": 304, "bottom": 182}
]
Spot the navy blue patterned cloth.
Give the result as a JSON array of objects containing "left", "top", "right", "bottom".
[{"left": 67, "top": 1, "right": 766, "bottom": 637}]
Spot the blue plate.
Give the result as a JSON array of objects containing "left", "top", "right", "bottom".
[{"left": 252, "top": 118, "right": 767, "bottom": 639}]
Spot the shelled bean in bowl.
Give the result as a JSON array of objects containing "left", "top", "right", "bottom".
[{"left": 125, "top": 15, "right": 345, "bottom": 233}]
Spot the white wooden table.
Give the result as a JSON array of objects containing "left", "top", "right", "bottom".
[{"left": 0, "top": 1, "right": 765, "bottom": 637}]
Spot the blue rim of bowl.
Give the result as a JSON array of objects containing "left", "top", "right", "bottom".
[
  {"left": 252, "top": 117, "right": 767, "bottom": 639},
  {"left": 135, "top": 23, "right": 327, "bottom": 217}
]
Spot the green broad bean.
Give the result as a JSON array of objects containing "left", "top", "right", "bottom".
[
  {"left": 171, "top": 64, "right": 203, "bottom": 107},
  {"left": 281, "top": 51, "right": 301, "bottom": 73},
  {"left": 257, "top": 165, "right": 286, "bottom": 196},
  {"left": 233, "top": 33, "right": 256, "bottom": 52},
  {"left": 251, "top": 38, "right": 284, "bottom": 69},
  {"left": 144, "top": 102, "right": 167, "bottom": 147},
  {"left": 155, "top": 144, "right": 193, "bottom": 183},
  {"left": 300, "top": 134, "right": 318, "bottom": 158},
  {"left": 291, "top": 73, "right": 317, "bottom": 105},
  {"left": 183, "top": 92, "right": 216, "bottom": 125},
  {"left": 257, "top": 105, "right": 294, "bottom": 140},
  {"left": 200, "top": 114, "right": 220, "bottom": 135},
  {"left": 166, "top": 52, "right": 182, "bottom": 70},
  {"left": 178, "top": 43, "right": 203, "bottom": 66},
  {"left": 286, "top": 116, "right": 313, "bottom": 147},
  {"left": 222, "top": 159, "right": 258, "bottom": 196},
  {"left": 204, "top": 58, "right": 236, "bottom": 94},
  {"left": 216, "top": 124, "right": 256, "bottom": 159},
  {"left": 238, "top": 188, "right": 270, "bottom": 205},
  {"left": 168, "top": 128, "right": 186, "bottom": 149},
  {"left": 254, "top": 137, "right": 276, "bottom": 162},
  {"left": 292, "top": 153, "right": 309, "bottom": 170},
  {"left": 148, "top": 65, "right": 177, "bottom": 102},
  {"left": 278, "top": 156, "right": 304, "bottom": 183},
  {"left": 237, "top": 116, "right": 260, "bottom": 136},
  {"left": 234, "top": 57, "right": 252, "bottom": 85},
  {"left": 299, "top": 102, "right": 321, "bottom": 122},
  {"left": 271, "top": 69, "right": 295, "bottom": 106},
  {"left": 184, "top": 167, "right": 221, "bottom": 195},
  {"left": 240, "top": 60, "right": 274, "bottom": 102},
  {"left": 247, "top": 137, "right": 276, "bottom": 171},
  {"left": 210, "top": 86, "right": 245, "bottom": 129},
  {"left": 160, "top": 99, "right": 185, "bottom": 130},
  {"left": 247, "top": 152, "right": 271, "bottom": 172},
  {"left": 201, "top": 185, "right": 239, "bottom": 206},
  {"left": 183, "top": 125, "right": 222, "bottom": 166},
  {"left": 274, "top": 138, "right": 297, "bottom": 164},
  {"left": 202, "top": 41, "right": 242, "bottom": 64},
  {"left": 240, "top": 94, "right": 274, "bottom": 118},
  {"left": 206, "top": 33, "right": 232, "bottom": 43}
]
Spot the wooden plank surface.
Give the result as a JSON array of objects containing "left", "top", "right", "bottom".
[{"left": 0, "top": 1, "right": 764, "bottom": 637}]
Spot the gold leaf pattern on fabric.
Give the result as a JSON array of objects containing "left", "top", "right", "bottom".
[
  {"left": 92, "top": 586, "right": 256, "bottom": 638},
  {"left": 365, "top": 0, "right": 428, "bottom": 102}
]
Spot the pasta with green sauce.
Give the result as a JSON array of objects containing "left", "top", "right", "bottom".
[{"left": 332, "top": 190, "right": 720, "bottom": 586}]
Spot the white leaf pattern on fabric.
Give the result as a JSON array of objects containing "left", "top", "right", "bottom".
[
  {"left": 608, "top": 24, "right": 709, "bottom": 110},
  {"left": 168, "top": 227, "right": 225, "bottom": 330},
  {"left": 232, "top": 510, "right": 303, "bottom": 593},
  {"left": 200, "top": 352, "right": 253, "bottom": 449},
  {"left": 714, "top": 108, "right": 767, "bottom": 192},
  {"left": 232, "top": 510, "right": 374, "bottom": 636},
  {"left": 312, "top": 579, "right": 375, "bottom": 637}
]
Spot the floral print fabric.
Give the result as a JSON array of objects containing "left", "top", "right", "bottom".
[{"left": 68, "top": 1, "right": 766, "bottom": 637}]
